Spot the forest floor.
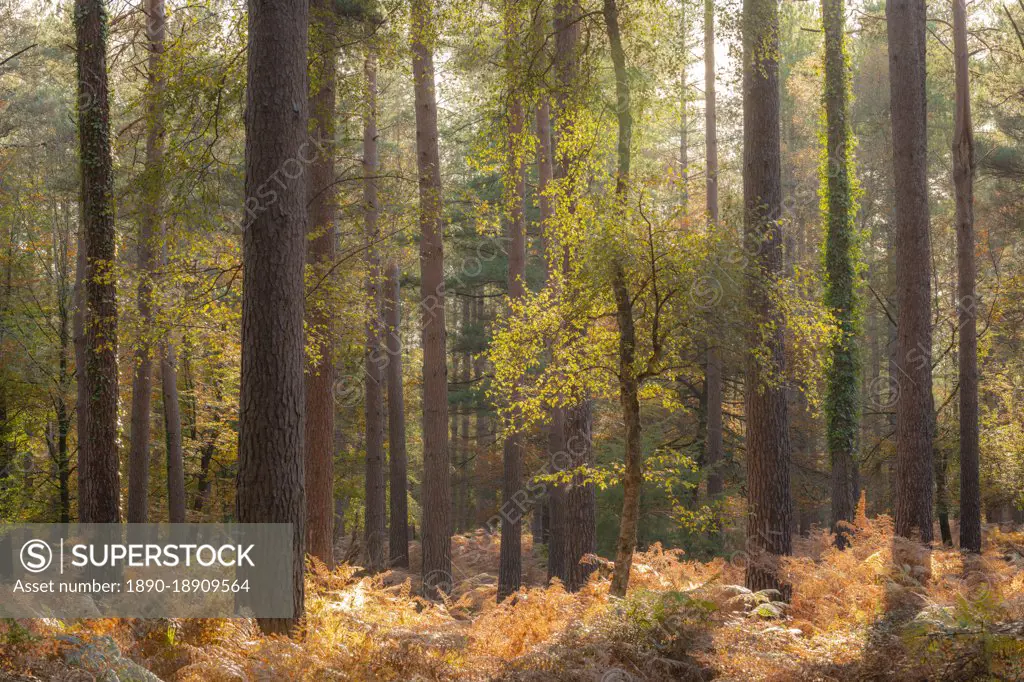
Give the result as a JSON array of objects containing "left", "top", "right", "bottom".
[{"left": 1, "top": 513, "right": 1023, "bottom": 681}]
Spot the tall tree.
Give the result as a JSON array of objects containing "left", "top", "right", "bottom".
[
  {"left": 363, "top": 50, "right": 387, "bottom": 573},
  {"left": 498, "top": 0, "right": 527, "bottom": 603},
  {"left": 75, "top": 0, "right": 120, "bottom": 524},
  {"left": 126, "top": 0, "right": 165, "bottom": 524},
  {"left": 703, "top": 0, "right": 724, "bottom": 501},
  {"left": 953, "top": 0, "right": 980, "bottom": 553},
  {"left": 887, "top": 0, "right": 934, "bottom": 543},
  {"left": 742, "top": 0, "right": 792, "bottom": 596},
  {"left": 236, "top": 0, "right": 309, "bottom": 635},
  {"left": 822, "top": 0, "right": 859, "bottom": 549},
  {"left": 602, "top": 0, "right": 642, "bottom": 599},
  {"left": 385, "top": 261, "right": 410, "bottom": 567},
  {"left": 549, "top": 0, "right": 597, "bottom": 594},
  {"left": 411, "top": 0, "right": 452, "bottom": 598},
  {"left": 305, "top": 0, "right": 338, "bottom": 569}
]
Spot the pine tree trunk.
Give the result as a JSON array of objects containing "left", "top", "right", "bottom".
[
  {"left": 742, "top": 0, "right": 792, "bottom": 597},
  {"left": 236, "top": 0, "right": 309, "bottom": 635},
  {"left": 411, "top": 0, "right": 452, "bottom": 599},
  {"left": 550, "top": 0, "right": 597, "bottom": 595},
  {"left": 459, "top": 299, "right": 472, "bottom": 532},
  {"left": 953, "top": 0, "right": 980, "bottom": 553},
  {"left": 127, "top": 0, "right": 168, "bottom": 525},
  {"left": 75, "top": 0, "right": 120, "bottom": 524},
  {"left": 822, "top": 0, "right": 859, "bottom": 550},
  {"left": 385, "top": 261, "right": 410, "bottom": 567},
  {"left": 498, "top": 3, "right": 527, "bottom": 599},
  {"left": 363, "top": 51, "right": 387, "bottom": 573},
  {"left": 304, "top": 0, "right": 338, "bottom": 569},
  {"left": 704, "top": 0, "right": 724, "bottom": 501},
  {"left": 162, "top": 343, "right": 185, "bottom": 522},
  {"left": 887, "top": 0, "right": 935, "bottom": 544}
]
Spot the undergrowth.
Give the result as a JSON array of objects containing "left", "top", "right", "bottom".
[{"left": 1, "top": 513, "right": 1022, "bottom": 681}]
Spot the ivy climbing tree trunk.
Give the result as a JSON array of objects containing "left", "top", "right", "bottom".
[
  {"left": 236, "top": 0, "right": 309, "bottom": 636},
  {"left": 411, "top": 0, "right": 452, "bottom": 599},
  {"left": 304, "top": 0, "right": 338, "bottom": 569},
  {"left": 887, "top": 0, "right": 935, "bottom": 544},
  {"left": 363, "top": 51, "right": 387, "bottom": 574},
  {"left": 742, "top": 0, "right": 792, "bottom": 598},
  {"left": 953, "top": 0, "right": 980, "bottom": 553},
  {"left": 75, "top": 0, "right": 120, "bottom": 524},
  {"left": 822, "top": 0, "right": 860, "bottom": 550}
]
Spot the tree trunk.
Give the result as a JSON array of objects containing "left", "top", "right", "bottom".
[
  {"left": 887, "top": 0, "right": 935, "bottom": 544},
  {"left": 742, "top": 0, "right": 792, "bottom": 598},
  {"left": 385, "top": 261, "right": 410, "bottom": 567},
  {"left": 704, "top": 0, "right": 724, "bottom": 501},
  {"left": 822, "top": 0, "right": 859, "bottom": 550},
  {"left": 533, "top": 91, "right": 554, "bottom": 546},
  {"left": 953, "top": 0, "right": 980, "bottom": 553},
  {"left": 549, "top": 0, "right": 597, "bottom": 595},
  {"left": 679, "top": 1, "right": 688, "bottom": 209},
  {"left": 602, "top": 0, "right": 642, "bottom": 599},
  {"left": 411, "top": 0, "right": 452, "bottom": 599},
  {"left": 75, "top": 0, "right": 120, "bottom": 524},
  {"left": 458, "top": 298, "right": 472, "bottom": 532},
  {"left": 236, "top": 0, "right": 309, "bottom": 636},
  {"left": 304, "top": 0, "right": 338, "bottom": 570},
  {"left": 127, "top": 0, "right": 168, "bottom": 525},
  {"left": 161, "top": 343, "right": 185, "bottom": 522},
  {"left": 497, "top": 0, "right": 527, "bottom": 602},
  {"left": 363, "top": 51, "right": 387, "bottom": 573}
]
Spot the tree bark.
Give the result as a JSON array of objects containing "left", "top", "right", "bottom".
[
  {"left": 127, "top": 0, "right": 168, "bottom": 525},
  {"left": 161, "top": 343, "right": 185, "bottom": 522},
  {"left": 304, "top": 0, "right": 338, "bottom": 569},
  {"left": 236, "top": 0, "right": 309, "bottom": 635},
  {"left": 822, "top": 0, "right": 859, "bottom": 550},
  {"left": 742, "top": 0, "right": 792, "bottom": 598},
  {"left": 385, "top": 261, "right": 410, "bottom": 567},
  {"left": 887, "top": 0, "right": 935, "bottom": 544},
  {"left": 363, "top": 51, "right": 387, "bottom": 573},
  {"left": 549, "top": 0, "right": 597, "bottom": 595},
  {"left": 498, "top": 0, "right": 527, "bottom": 601},
  {"left": 75, "top": 0, "right": 120, "bottom": 524},
  {"left": 602, "top": 0, "right": 643, "bottom": 599},
  {"left": 411, "top": 0, "right": 452, "bottom": 599},
  {"left": 953, "top": 0, "right": 980, "bottom": 553},
  {"left": 704, "top": 0, "right": 724, "bottom": 501}
]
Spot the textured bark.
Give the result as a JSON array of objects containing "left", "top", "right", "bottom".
[
  {"left": 458, "top": 298, "right": 472, "bottom": 532},
  {"left": 127, "top": 0, "right": 167, "bottom": 525},
  {"left": 236, "top": 0, "right": 309, "bottom": 635},
  {"left": 534, "top": 36, "right": 555, "bottom": 551},
  {"left": 363, "top": 52, "right": 387, "bottom": 573},
  {"left": 161, "top": 344, "right": 185, "bottom": 522},
  {"left": 73, "top": 222, "right": 89, "bottom": 514},
  {"left": 385, "top": 262, "right": 410, "bottom": 567},
  {"left": 411, "top": 0, "right": 452, "bottom": 599},
  {"left": 953, "top": 0, "right": 980, "bottom": 553},
  {"left": 704, "top": 0, "right": 723, "bottom": 501},
  {"left": 304, "top": 0, "right": 338, "bottom": 569},
  {"left": 742, "top": 0, "right": 792, "bottom": 597},
  {"left": 822, "top": 0, "right": 859, "bottom": 550},
  {"left": 887, "top": 0, "right": 935, "bottom": 544},
  {"left": 498, "top": 3, "right": 527, "bottom": 600},
  {"left": 549, "top": 0, "right": 597, "bottom": 594},
  {"left": 679, "top": 1, "right": 688, "bottom": 209},
  {"left": 75, "top": 0, "right": 120, "bottom": 524}
]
